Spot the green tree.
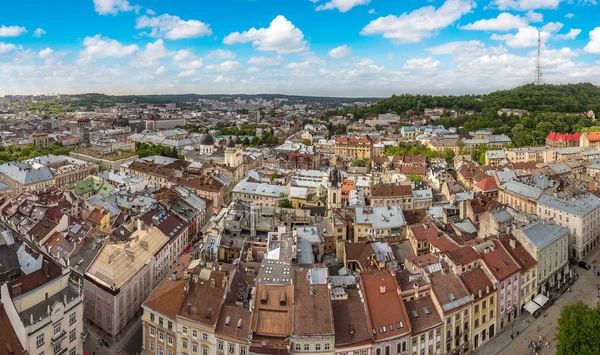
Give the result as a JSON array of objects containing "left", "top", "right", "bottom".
[
  {"left": 352, "top": 158, "right": 371, "bottom": 168},
  {"left": 555, "top": 301, "right": 600, "bottom": 355},
  {"left": 278, "top": 199, "right": 293, "bottom": 208},
  {"left": 242, "top": 137, "right": 251, "bottom": 146}
]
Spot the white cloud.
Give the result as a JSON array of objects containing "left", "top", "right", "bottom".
[
  {"left": 584, "top": 27, "right": 600, "bottom": 54},
  {"left": 178, "top": 69, "right": 196, "bottom": 77},
  {"left": 361, "top": 0, "right": 475, "bottom": 43},
  {"left": 154, "top": 66, "right": 166, "bottom": 75},
  {"left": 403, "top": 56, "right": 440, "bottom": 70},
  {"left": 223, "top": 15, "right": 308, "bottom": 54},
  {"left": 247, "top": 55, "right": 284, "bottom": 66},
  {"left": 206, "top": 61, "right": 240, "bottom": 72},
  {"left": 542, "top": 22, "right": 563, "bottom": 33},
  {"left": 526, "top": 11, "right": 543, "bottom": 22},
  {"left": 386, "top": 54, "right": 394, "bottom": 60},
  {"left": 78, "top": 35, "right": 139, "bottom": 63},
  {"left": 136, "top": 14, "right": 212, "bottom": 40},
  {"left": 0, "top": 42, "right": 17, "bottom": 53},
  {"left": 206, "top": 49, "right": 236, "bottom": 59},
  {"left": 460, "top": 13, "right": 529, "bottom": 31},
  {"left": 247, "top": 67, "right": 260, "bottom": 73},
  {"left": 328, "top": 45, "right": 351, "bottom": 59},
  {"left": 215, "top": 75, "right": 233, "bottom": 83},
  {"left": 368, "top": 9, "right": 376, "bottom": 14},
  {"left": 146, "top": 9, "right": 156, "bottom": 15},
  {"left": 285, "top": 58, "right": 325, "bottom": 70},
  {"left": 565, "top": 13, "right": 574, "bottom": 19},
  {"left": 93, "top": 0, "right": 134, "bottom": 15},
  {"left": 132, "top": 39, "right": 171, "bottom": 67},
  {"left": 0, "top": 25, "right": 27, "bottom": 37},
  {"left": 173, "top": 49, "right": 203, "bottom": 69},
  {"left": 315, "top": 0, "right": 370, "bottom": 13},
  {"left": 492, "top": 0, "right": 561, "bottom": 11},
  {"left": 38, "top": 48, "right": 53, "bottom": 58},
  {"left": 33, "top": 28, "right": 46, "bottom": 38},
  {"left": 491, "top": 26, "right": 554, "bottom": 48},
  {"left": 555, "top": 29, "right": 581, "bottom": 40}
]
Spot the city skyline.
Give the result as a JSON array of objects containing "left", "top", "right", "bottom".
[{"left": 1, "top": 0, "right": 600, "bottom": 96}]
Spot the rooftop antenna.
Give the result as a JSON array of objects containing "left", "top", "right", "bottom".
[{"left": 535, "top": 29, "right": 542, "bottom": 85}]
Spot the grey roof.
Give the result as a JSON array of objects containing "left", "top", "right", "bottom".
[
  {"left": 503, "top": 180, "right": 543, "bottom": 200},
  {"left": 0, "top": 162, "right": 54, "bottom": 185},
  {"left": 556, "top": 147, "right": 582, "bottom": 155},
  {"left": 199, "top": 133, "right": 215, "bottom": 145},
  {"left": 549, "top": 163, "right": 570, "bottom": 174},
  {"left": 454, "top": 220, "right": 477, "bottom": 234},
  {"left": 233, "top": 179, "right": 287, "bottom": 198},
  {"left": 354, "top": 206, "right": 406, "bottom": 230},
  {"left": 488, "top": 134, "right": 512, "bottom": 143},
  {"left": 495, "top": 168, "right": 517, "bottom": 184},
  {"left": 486, "top": 150, "right": 506, "bottom": 159},
  {"left": 537, "top": 193, "right": 600, "bottom": 216},
  {"left": 492, "top": 209, "right": 514, "bottom": 223},
  {"left": 413, "top": 189, "right": 433, "bottom": 200},
  {"left": 521, "top": 222, "right": 569, "bottom": 250}
]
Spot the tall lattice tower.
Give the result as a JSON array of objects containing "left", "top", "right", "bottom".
[{"left": 535, "top": 30, "right": 542, "bottom": 85}]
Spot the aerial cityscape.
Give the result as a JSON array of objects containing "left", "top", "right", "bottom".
[{"left": 2, "top": 1, "right": 600, "bottom": 355}]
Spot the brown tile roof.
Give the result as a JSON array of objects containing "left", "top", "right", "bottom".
[
  {"left": 429, "top": 271, "right": 472, "bottom": 314},
  {"left": 293, "top": 270, "right": 334, "bottom": 336},
  {"left": 458, "top": 163, "right": 487, "bottom": 181},
  {"left": 173, "top": 176, "right": 224, "bottom": 192},
  {"left": 28, "top": 219, "right": 57, "bottom": 242},
  {"left": 372, "top": 183, "right": 412, "bottom": 198},
  {"left": 332, "top": 288, "right": 372, "bottom": 347},
  {"left": 143, "top": 253, "right": 193, "bottom": 319},
  {"left": 410, "top": 224, "right": 428, "bottom": 241},
  {"left": 251, "top": 284, "right": 294, "bottom": 338},
  {"left": 360, "top": 269, "right": 411, "bottom": 341},
  {"left": 426, "top": 226, "right": 459, "bottom": 252},
  {"left": 86, "top": 206, "right": 108, "bottom": 225},
  {"left": 344, "top": 242, "right": 375, "bottom": 269},
  {"left": 480, "top": 240, "right": 521, "bottom": 281},
  {"left": 404, "top": 295, "right": 443, "bottom": 335},
  {"left": 215, "top": 304, "right": 252, "bottom": 341},
  {"left": 447, "top": 246, "right": 481, "bottom": 266},
  {"left": 470, "top": 194, "right": 502, "bottom": 215},
  {"left": 177, "top": 268, "right": 227, "bottom": 326},
  {"left": 128, "top": 160, "right": 176, "bottom": 178},
  {"left": 0, "top": 304, "right": 25, "bottom": 355},
  {"left": 499, "top": 235, "right": 537, "bottom": 272},
  {"left": 400, "top": 166, "right": 426, "bottom": 176},
  {"left": 460, "top": 269, "right": 495, "bottom": 302},
  {"left": 475, "top": 176, "right": 499, "bottom": 192},
  {"left": 335, "top": 136, "right": 373, "bottom": 145},
  {"left": 7, "top": 258, "right": 62, "bottom": 298}
]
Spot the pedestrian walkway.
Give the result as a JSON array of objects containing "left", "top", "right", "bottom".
[{"left": 473, "top": 313, "right": 536, "bottom": 355}]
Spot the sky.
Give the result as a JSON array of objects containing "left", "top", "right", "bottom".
[{"left": 1, "top": 0, "right": 600, "bottom": 97}]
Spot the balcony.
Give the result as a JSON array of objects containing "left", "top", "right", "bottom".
[{"left": 51, "top": 331, "right": 66, "bottom": 346}]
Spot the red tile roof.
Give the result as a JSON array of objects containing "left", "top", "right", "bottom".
[
  {"left": 480, "top": 240, "right": 521, "bottom": 281},
  {"left": 447, "top": 246, "right": 481, "bottom": 266},
  {"left": 0, "top": 304, "right": 25, "bottom": 355},
  {"left": 546, "top": 132, "right": 582, "bottom": 142},
  {"left": 460, "top": 269, "right": 494, "bottom": 301},
  {"left": 475, "top": 176, "right": 499, "bottom": 192},
  {"left": 372, "top": 183, "right": 412, "bottom": 198}
]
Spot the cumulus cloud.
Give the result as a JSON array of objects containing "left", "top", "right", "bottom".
[
  {"left": 0, "top": 42, "right": 18, "bottom": 53},
  {"left": 555, "top": 29, "right": 581, "bottom": 40},
  {"left": 173, "top": 49, "right": 203, "bottom": 69},
  {"left": 328, "top": 45, "right": 351, "bottom": 59},
  {"left": 491, "top": 25, "right": 561, "bottom": 48},
  {"left": 38, "top": 48, "right": 53, "bottom": 59},
  {"left": 492, "top": 0, "right": 561, "bottom": 11},
  {"left": 136, "top": 14, "right": 212, "bottom": 40},
  {"left": 285, "top": 58, "right": 325, "bottom": 70},
  {"left": 206, "top": 49, "right": 236, "bottom": 59},
  {"left": 223, "top": 15, "right": 308, "bottom": 54},
  {"left": 33, "top": 28, "right": 46, "bottom": 38},
  {"left": 584, "top": 27, "right": 600, "bottom": 54},
  {"left": 78, "top": 35, "right": 139, "bottom": 63},
  {"left": 315, "top": 0, "right": 370, "bottom": 12},
  {"left": 93, "top": 0, "right": 135, "bottom": 15},
  {"left": 206, "top": 61, "right": 240, "bottom": 72},
  {"left": 247, "top": 67, "right": 260, "bottom": 73},
  {"left": 460, "top": 13, "right": 529, "bottom": 31},
  {"left": 565, "top": 13, "right": 574, "bottom": 19},
  {"left": 403, "top": 57, "right": 440, "bottom": 70},
  {"left": 361, "top": 0, "right": 475, "bottom": 43},
  {"left": 131, "top": 39, "right": 171, "bottom": 68},
  {"left": 178, "top": 69, "right": 196, "bottom": 77},
  {"left": 154, "top": 66, "right": 166, "bottom": 75},
  {"left": 0, "top": 25, "right": 27, "bottom": 37},
  {"left": 247, "top": 55, "right": 284, "bottom": 66}
]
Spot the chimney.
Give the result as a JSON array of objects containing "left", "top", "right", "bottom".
[
  {"left": 379, "top": 279, "right": 386, "bottom": 294},
  {"left": 11, "top": 283, "right": 22, "bottom": 297},
  {"left": 509, "top": 239, "right": 516, "bottom": 249},
  {"left": 478, "top": 289, "right": 482, "bottom": 298}
]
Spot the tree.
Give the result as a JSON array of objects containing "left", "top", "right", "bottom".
[
  {"left": 302, "top": 139, "right": 312, "bottom": 146},
  {"left": 555, "top": 301, "right": 600, "bottom": 355},
  {"left": 352, "top": 158, "right": 371, "bottom": 168},
  {"left": 250, "top": 136, "right": 261, "bottom": 146},
  {"left": 278, "top": 199, "right": 293, "bottom": 208},
  {"left": 242, "top": 137, "right": 251, "bottom": 146},
  {"left": 407, "top": 174, "right": 423, "bottom": 184}
]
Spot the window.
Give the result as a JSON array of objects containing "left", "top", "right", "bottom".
[
  {"left": 490, "top": 310, "right": 494, "bottom": 318},
  {"left": 193, "top": 343, "right": 199, "bottom": 353},
  {"left": 168, "top": 336, "right": 173, "bottom": 346},
  {"left": 150, "top": 342, "right": 155, "bottom": 352},
  {"left": 482, "top": 315, "right": 486, "bottom": 323},
  {"left": 203, "top": 333, "right": 208, "bottom": 342},
  {"left": 69, "top": 312, "right": 76, "bottom": 326},
  {"left": 69, "top": 329, "right": 76, "bottom": 342},
  {"left": 397, "top": 343, "right": 402, "bottom": 353},
  {"left": 159, "top": 347, "right": 164, "bottom": 355},
  {"left": 70, "top": 348, "right": 76, "bottom": 355},
  {"left": 159, "top": 332, "right": 164, "bottom": 342},
  {"left": 229, "top": 344, "right": 235, "bottom": 353},
  {"left": 182, "top": 326, "right": 188, "bottom": 335},
  {"left": 295, "top": 344, "right": 301, "bottom": 351},
  {"left": 36, "top": 334, "right": 44, "bottom": 348},
  {"left": 219, "top": 340, "right": 224, "bottom": 350},
  {"left": 474, "top": 319, "right": 479, "bottom": 328},
  {"left": 150, "top": 327, "right": 156, "bottom": 337},
  {"left": 168, "top": 321, "right": 173, "bottom": 330},
  {"left": 325, "top": 343, "right": 330, "bottom": 351},
  {"left": 151, "top": 313, "right": 155, "bottom": 322},
  {"left": 305, "top": 344, "right": 310, "bottom": 351},
  {"left": 169, "top": 351, "right": 173, "bottom": 355},
  {"left": 385, "top": 345, "right": 390, "bottom": 355},
  {"left": 53, "top": 323, "right": 61, "bottom": 336},
  {"left": 202, "top": 347, "right": 208, "bottom": 355},
  {"left": 362, "top": 350, "right": 368, "bottom": 355},
  {"left": 182, "top": 340, "right": 188, "bottom": 350},
  {"left": 482, "top": 301, "right": 487, "bottom": 310},
  {"left": 192, "top": 330, "right": 198, "bottom": 338},
  {"left": 474, "top": 305, "right": 479, "bottom": 313},
  {"left": 241, "top": 347, "right": 247, "bottom": 355},
  {"left": 490, "top": 296, "right": 494, "bottom": 304}
]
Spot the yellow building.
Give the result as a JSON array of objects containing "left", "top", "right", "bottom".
[
  {"left": 460, "top": 269, "right": 497, "bottom": 351},
  {"left": 498, "top": 181, "right": 542, "bottom": 215},
  {"left": 333, "top": 136, "right": 373, "bottom": 160},
  {"left": 85, "top": 206, "right": 111, "bottom": 232}
]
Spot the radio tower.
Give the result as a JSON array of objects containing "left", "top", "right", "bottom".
[{"left": 535, "top": 30, "right": 542, "bottom": 85}]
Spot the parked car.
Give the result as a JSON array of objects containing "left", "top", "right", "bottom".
[
  {"left": 578, "top": 260, "right": 591, "bottom": 270},
  {"left": 569, "top": 258, "right": 578, "bottom": 265}
]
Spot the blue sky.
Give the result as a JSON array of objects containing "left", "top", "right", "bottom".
[{"left": 1, "top": 0, "right": 600, "bottom": 97}]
